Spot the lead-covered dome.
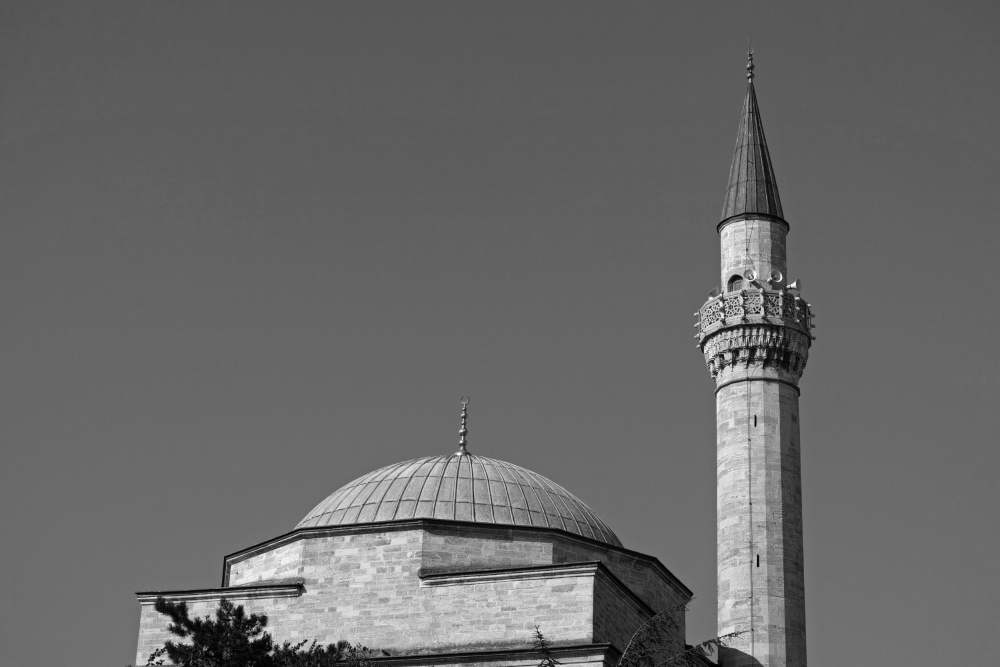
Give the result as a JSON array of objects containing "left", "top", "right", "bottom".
[{"left": 297, "top": 453, "right": 621, "bottom": 547}]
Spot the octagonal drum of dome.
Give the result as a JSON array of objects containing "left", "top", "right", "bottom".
[{"left": 297, "top": 453, "right": 622, "bottom": 547}]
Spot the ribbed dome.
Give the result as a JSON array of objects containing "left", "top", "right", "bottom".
[{"left": 297, "top": 453, "right": 621, "bottom": 547}]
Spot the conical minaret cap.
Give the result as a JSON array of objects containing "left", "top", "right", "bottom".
[{"left": 720, "top": 51, "right": 784, "bottom": 224}]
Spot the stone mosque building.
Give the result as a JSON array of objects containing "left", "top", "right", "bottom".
[{"left": 136, "top": 54, "right": 815, "bottom": 667}]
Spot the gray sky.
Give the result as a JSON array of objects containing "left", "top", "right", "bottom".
[{"left": 2, "top": 2, "right": 998, "bottom": 665}]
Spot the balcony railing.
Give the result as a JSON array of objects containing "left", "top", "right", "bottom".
[{"left": 696, "top": 288, "right": 813, "bottom": 340}]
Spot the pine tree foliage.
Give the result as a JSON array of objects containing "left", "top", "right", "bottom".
[
  {"left": 615, "top": 603, "right": 743, "bottom": 667},
  {"left": 527, "top": 603, "right": 743, "bottom": 667},
  {"left": 530, "top": 625, "right": 560, "bottom": 667},
  {"left": 144, "top": 597, "right": 379, "bottom": 667}
]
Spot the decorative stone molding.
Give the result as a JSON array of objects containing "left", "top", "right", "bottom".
[
  {"left": 136, "top": 580, "right": 304, "bottom": 604},
  {"left": 701, "top": 323, "right": 811, "bottom": 382},
  {"left": 696, "top": 288, "right": 814, "bottom": 382},
  {"left": 371, "top": 643, "right": 621, "bottom": 667}
]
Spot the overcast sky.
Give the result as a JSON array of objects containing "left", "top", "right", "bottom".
[{"left": 2, "top": 2, "right": 998, "bottom": 666}]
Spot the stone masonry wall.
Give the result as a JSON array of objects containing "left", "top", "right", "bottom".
[
  {"left": 420, "top": 525, "right": 554, "bottom": 571},
  {"left": 415, "top": 522, "right": 688, "bottom": 615},
  {"left": 227, "top": 539, "right": 304, "bottom": 585},
  {"left": 138, "top": 527, "right": 680, "bottom": 665},
  {"left": 719, "top": 218, "right": 787, "bottom": 289},
  {"left": 591, "top": 571, "right": 663, "bottom": 652},
  {"left": 716, "top": 379, "right": 805, "bottom": 667},
  {"left": 552, "top": 539, "right": 688, "bottom": 620},
  {"left": 419, "top": 568, "right": 598, "bottom": 650},
  {"left": 136, "top": 591, "right": 301, "bottom": 665}
]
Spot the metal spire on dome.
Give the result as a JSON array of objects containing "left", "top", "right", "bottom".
[
  {"left": 720, "top": 45, "right": 784, "bottom": 224},
  {"left": 456, "top": 397, "right": 470, "bottom": 456}
]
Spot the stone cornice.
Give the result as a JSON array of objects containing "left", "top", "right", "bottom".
[
  {"left": 371, "top": 643, "right": 620, "bottom": 667},
  {"left": 136, "top": 580, "right": 304, "bottom": 604},
  {"left": 702, "top": 323, "right": 811, "bottom": 383},
  {"left": 419, "top": 561, "right": 605, "bottom": 585},
  {"left": 714, "top": 375, "right": 801, "bottom": 395},
  {"left": 717, "top": 212, "right": 789, "bottom": 234},
  {"left": 221, "top": 518, "right": 692, "bottom": 599}
]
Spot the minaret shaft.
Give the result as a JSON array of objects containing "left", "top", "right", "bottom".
[{"left": 716, "top": 373, "right": 806, "bottom": 667}]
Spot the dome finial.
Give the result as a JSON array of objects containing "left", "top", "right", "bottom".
[
  {"left": 456, "top": 397, "right": 470, "bottom": 456},
  {"left": 747, "top": 39, "right": 755, "bottom": 82}
]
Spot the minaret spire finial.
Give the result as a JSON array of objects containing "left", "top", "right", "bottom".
[
  {"left": 720, "top": 42, "right": 783, "bottom": 223},
  {"left": 456, "top": 397, "right": 470, "bottom": 456}
]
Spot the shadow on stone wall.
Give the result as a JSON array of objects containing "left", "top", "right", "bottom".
[{"left": 718, "top": 647, "right": 764, "bottom": 667}]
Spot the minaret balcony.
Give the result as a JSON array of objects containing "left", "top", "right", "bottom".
[{"left": 695, "top": 287, "right": 814, "bottom": 343}]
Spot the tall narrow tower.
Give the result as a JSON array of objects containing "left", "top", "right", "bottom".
[{"left": 696, "top": 52, "right": 814, "bottom": 667}]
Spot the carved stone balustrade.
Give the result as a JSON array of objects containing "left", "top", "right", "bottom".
[{"left": 696, "top": 288, "right": 815, "bottom": 381}]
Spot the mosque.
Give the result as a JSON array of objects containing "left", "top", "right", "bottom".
[{"left": 135, "top": 53, "right": 815, "bottom": 667}]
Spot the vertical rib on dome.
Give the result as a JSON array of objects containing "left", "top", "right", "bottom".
[{"left": 720, "top": 81, "right": 784, "bottom": 223}]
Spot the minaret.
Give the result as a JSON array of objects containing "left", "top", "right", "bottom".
[{"left": 696, "top": 51, "right": 814, "bottom": 667}]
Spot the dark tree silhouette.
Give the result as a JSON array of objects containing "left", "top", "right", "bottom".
[
  {"left": 530, "top": 603, "right": 742, "bottom": 667},
  {"left": 530, "top": 625, "right": 560, "bottom": 667},
  {"left": 616, "top": 603, "right": 742, "bottom": 667},
  {"left": 143, "top": 597, "right": 379, "bottom": 667}
]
